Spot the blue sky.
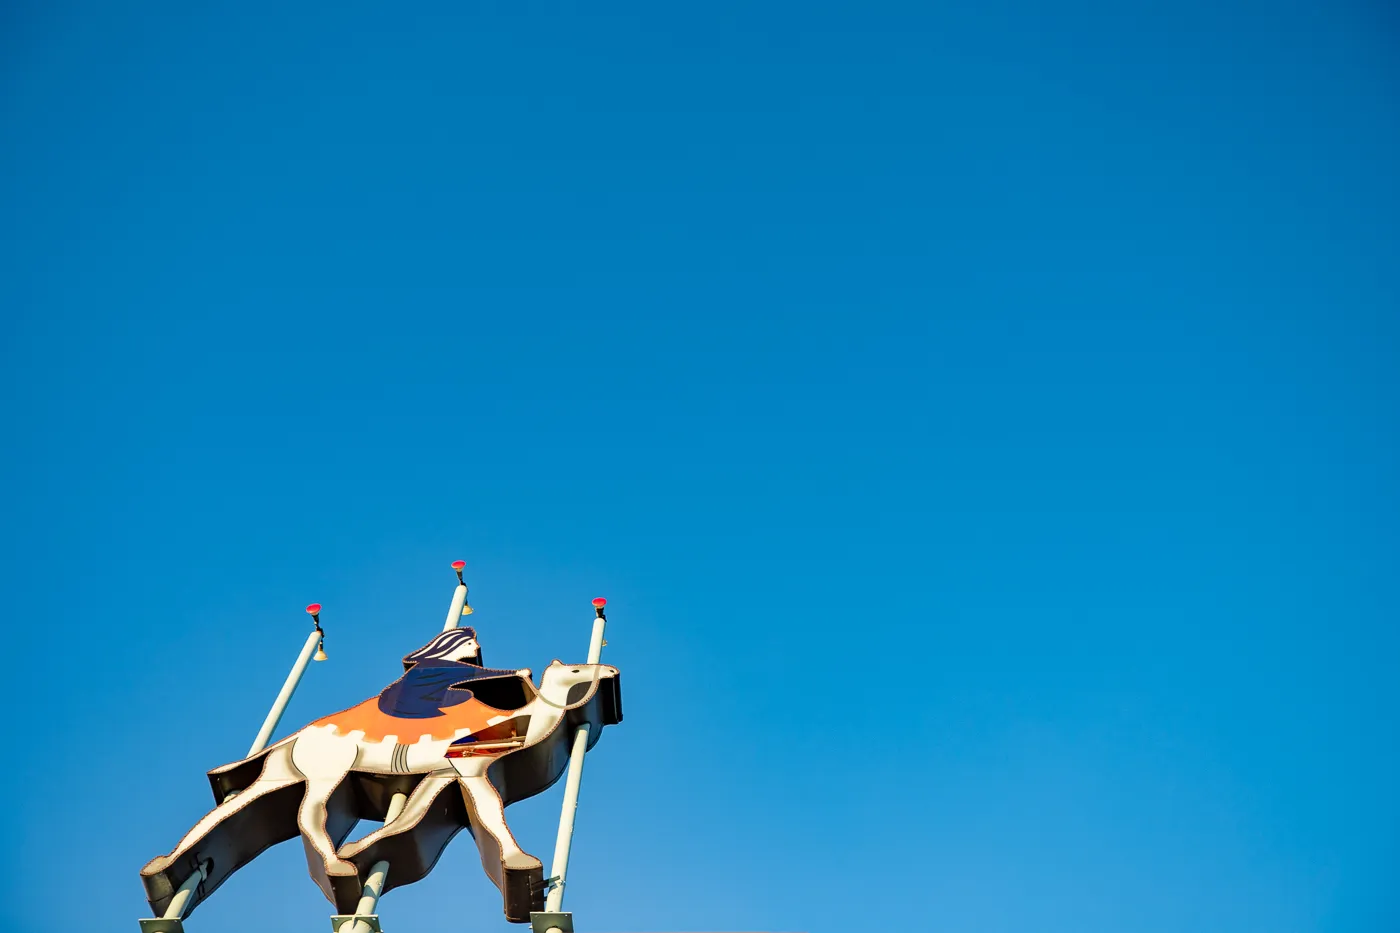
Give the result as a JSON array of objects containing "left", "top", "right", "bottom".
[{"left": 2, "top": 3, "right": 1397, "bottom": 932}]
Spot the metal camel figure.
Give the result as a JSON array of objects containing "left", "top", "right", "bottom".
[{"left": 141, "top": 626, "right": 623, "bottom": 923}]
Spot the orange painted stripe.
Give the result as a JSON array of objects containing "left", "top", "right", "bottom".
[{"left": 310, "top": 696, "right": 510, "bottom": 743}]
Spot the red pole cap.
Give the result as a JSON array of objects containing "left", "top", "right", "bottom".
[
  {"left": 306, "top": 603, "right": 322, "bottom": 615},
  {"left": 592, "top": 597, "right": 607, "bottom": 608},
  {"left": 451, "top": 560, "right": 466, "bottom": 571}
]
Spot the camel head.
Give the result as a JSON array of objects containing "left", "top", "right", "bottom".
[{"left": 536, "top": 660, "right": 618, "bottom": 709}]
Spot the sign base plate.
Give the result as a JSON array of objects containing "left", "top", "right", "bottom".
[{"left": 530, "top": 911, "right": 574, "bottom": 933}]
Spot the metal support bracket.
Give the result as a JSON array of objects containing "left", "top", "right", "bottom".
[
  {"left": 138, "top": 921, "right": 186, "bottom": 933},
  {"left": 530, "top": 911, "right": 573, "bottom": 933},
  {"left": 532, "top": 874, "right": 562, "bottom": 895},
  {"left": 330, "top": 915, "right": 382, "bottom": 932}
]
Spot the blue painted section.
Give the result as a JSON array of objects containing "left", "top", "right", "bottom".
[{"left": 376, "top": 659, "right": 521, "bottom": 719}]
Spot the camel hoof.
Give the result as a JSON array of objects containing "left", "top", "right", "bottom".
[
  {"left": 140, "top": 853, "right": 209, "bottom": 918},
  {"left": 501, "top": 858, "right": 544, "bottom": 923},
  {"left": 503, "top": 851, "right": 543, "bottom": 871},
  {"left": 140, "top": 854, "right": 173, "bottom": 878}
]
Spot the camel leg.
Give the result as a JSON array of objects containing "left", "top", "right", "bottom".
[
  {"left": 340, "top": 772, "right": 456, "bottom": 856},
  {"left": 141, "top": 744, "right": 304, "bottom": 917},
  {"left": 296, "top": 774, "right": 364, "bottom": 905},
  {"left": 458, "top": 773, "right": 543, "bottom": 922},
  {"left": 291, "top": 727, "right": 361, "bottom": 906}
]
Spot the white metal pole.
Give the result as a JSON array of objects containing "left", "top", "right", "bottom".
[
  {"left": 543, "top": 598, "right": 608, "bottom": 917},
  {"left": 337, "top": 859, "right": 390, "bottom": 933},
  {"left": 443, "top": 560, "right": 469, "bottom": 631},
  {"left": 332, "top": 789, "right": 406, "bottom": 932},
  {"left": 586, "top": 614, "right": 606, "bottom": 665},
  {"left": 442, "top": 584, "right": 468, "bottom": 631},
  {"left": 162, "top": 859, "right": 210, "bottom": 920},
  {"left": 247, "top": 618, "right": 323, "bottom": 758},
  {"left": 544, "top": 723, "right": 591, "bottom": 913}
]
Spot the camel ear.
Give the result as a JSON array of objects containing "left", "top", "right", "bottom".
[{"left": 548, "top": 659, "right": 563, "bottom": 667}]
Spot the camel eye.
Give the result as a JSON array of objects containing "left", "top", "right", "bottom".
[{"left": 571, "top": 669, "right": 580, "bottom": 673}]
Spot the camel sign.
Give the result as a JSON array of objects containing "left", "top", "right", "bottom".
[{"left": 139, "top": 563, "right": 621, "bottom": 933}]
